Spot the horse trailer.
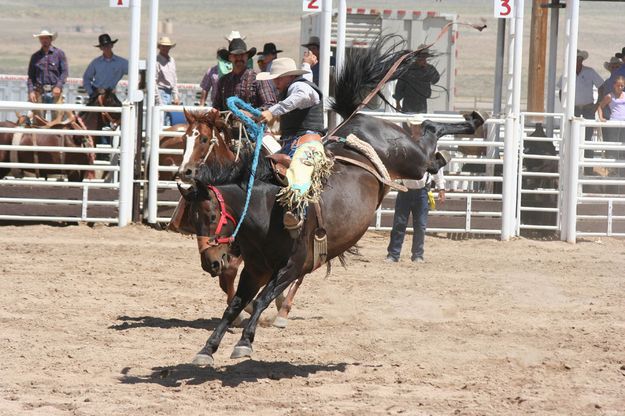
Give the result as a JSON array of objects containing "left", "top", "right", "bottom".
[{"left": 300, "top": 8, "right": 457, "bottom": 113}]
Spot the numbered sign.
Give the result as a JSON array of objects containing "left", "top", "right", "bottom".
[
  {"left": 303, "top": 0, "right": 322, "bottom": 13},
  {"left": 110, "top": 0, "right": 129, "bottom": 7},
  {"left": 494, "top": 0, "right": 514, "bottom": 19}
]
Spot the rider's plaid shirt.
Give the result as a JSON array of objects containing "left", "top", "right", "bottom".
[{"left": 213, "top": 68, "right": 277, "bottom": 111}]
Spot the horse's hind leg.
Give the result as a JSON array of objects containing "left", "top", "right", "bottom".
[
  {"left": 422, "top": 111, "right": 486, "bottom": 138},
  {"left": 192, "top": 267, "right": 263, "bottom": 366},
  {"left": 272, "top": 277, "right": 304, "bottom": 329}
]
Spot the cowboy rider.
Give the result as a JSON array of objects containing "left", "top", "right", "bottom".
[{"left": 257, "top": 55, "right": 330, "bottom": 235}]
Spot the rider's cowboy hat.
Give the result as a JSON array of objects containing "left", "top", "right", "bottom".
[
  {"left": 224, "top": 30, "right": 246, "bottom": 42},
  {"left": 157, "top": 36, "right": 176, "bottom": 48},
  {"left": 604, "top": 56, "right": 623, "bottom": 71},
  {"left": 218, "top": 38, "right": 257, "bottom": 60},
  {"left": 95, "top": 33, "right": 118, "bottom": 48},
  {"left": 577, "top": 49, "right": 589, "bottom": 60},
  {"left": 33, "top": 29, "right": 57, "bottom": 40},
  {"left": 256, "top": 58, "right": 309, "bottom": 81},
  {"left": 301, "top": 36, "right": 320, "bottom": 48},
  {"left": 257, "top": 42, "right": 282, "bottom": 56}
]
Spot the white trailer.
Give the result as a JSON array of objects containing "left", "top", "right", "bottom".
[{"left": 301, "top": 8, "right": 457, "bottom": 112}]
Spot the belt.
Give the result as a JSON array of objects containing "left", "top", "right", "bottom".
[{"left": 36, "top": 84, "right": 55, "bottom": 92}]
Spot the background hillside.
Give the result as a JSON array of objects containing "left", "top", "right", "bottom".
[{"left": 0, "top": 0, "right": 622, "bottom": 106}]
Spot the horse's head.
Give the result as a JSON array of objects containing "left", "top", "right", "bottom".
[
  {"left": 173, "top": 181, "right": 237, "bottom": 276},
  {"left": 87, "top": 88, "right": 122, "bottom": 127},
  {"left": 177, "top": 108, "right": 237, "bottom": 182}
]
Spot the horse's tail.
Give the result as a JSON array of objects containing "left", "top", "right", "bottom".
[{"left": 330, "top": 34, "right": 416, "bottom": 118}]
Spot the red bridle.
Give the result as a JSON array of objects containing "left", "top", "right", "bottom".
[{"left": 196, "top": 185, "right": 237, "bottom": 254}]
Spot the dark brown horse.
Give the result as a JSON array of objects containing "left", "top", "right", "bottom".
[{"left": 77, "top": 89, "right": 122, "bottom": 147}]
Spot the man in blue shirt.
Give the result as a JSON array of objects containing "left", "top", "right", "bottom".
[
  {"left": 27, "top": 29, "right": 68, "bottom": 121},
  {"left": 82, "top": 34, "right": 128, "bottom": 99}
]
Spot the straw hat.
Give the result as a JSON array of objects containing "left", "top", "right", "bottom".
[
  {"left": 158, "top": 36, "right": 176, "bottom": 48},
  {"left": 256, "top": 58, "right": 309, "bottom": 81},
  {"left": 577, "top": 49, "right": 589, "bottom": 61},
  {"left": 33, "top": 29, "right": 57, "bottom": 40},
  {"left": 604, "top": 56, "right": 623, "bottom": 71}
]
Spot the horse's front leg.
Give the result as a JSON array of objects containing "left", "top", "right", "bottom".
[
  {"left": 231, "top": 247, "right": 307, "bottom": 359},
  {"left": 192, "top": 267, "right": 263, "bottom": 366}
]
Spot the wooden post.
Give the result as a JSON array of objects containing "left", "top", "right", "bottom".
[{"left": 527, "top": 0, "right": 549, "bottom": 115}]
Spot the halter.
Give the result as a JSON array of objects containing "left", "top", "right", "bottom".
[{"left": 196, "top": 185, "right": 237, "bottom": 253}]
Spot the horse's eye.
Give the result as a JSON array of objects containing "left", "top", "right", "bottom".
[{"left": 200, "top": 135, "right": 209, "bottom": 144}]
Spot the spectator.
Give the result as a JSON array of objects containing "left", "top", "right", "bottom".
[
  {"left": 597, "top": 56, "right": 623, "bottom": 119},
  {"left": 155, "top": 36, "right": 180, "bottom": 126},
  {"left": 300, "top": 36, "right": 335, "bottom": 86},
  {"left": 82, "top": 34, "right": 128, "bottom": 100},
  {"left": 603, "top": 47, "right": 625, "bottom": 94},
  {"left": 27, "top": 29, "right": 68, "bottom": 121},
  {"left": 386, "top": 168, "right": 446, "bottom": 263},
  {"left": 212, "top": 38, "right": 277, "bottom": 111},
  {"left": 257, "top": 43, "right": 282, "bottom": 72},
  {"left": 256, "top": 54, "right": 267, "bottom": 72},
  {"left": 598, "top": 75, "right": 625, "bottom": 166},
  {"left": 199, "top": 48, "right": 230, "bottom": 107},
  {"left": 393, "top": 45, "right": 440, "bottom": 114}
]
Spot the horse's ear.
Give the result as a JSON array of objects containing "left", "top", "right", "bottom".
[{"left": 184, "top": 108, "right": 194, "bottom": 124}]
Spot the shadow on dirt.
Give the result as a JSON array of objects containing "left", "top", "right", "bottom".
[
  {"left": 109, "top": 315, "right": 222, "bottom": 331},
  {"left": 119, "top": 360, "right": 348, "bottom": 387}
]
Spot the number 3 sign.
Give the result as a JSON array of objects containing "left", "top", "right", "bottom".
[
  {"left": 303, "top": 0, "right": 322, "bottom": 12},
  {"left": 494, "top": 0, "right": 514, "bottom": 19}
]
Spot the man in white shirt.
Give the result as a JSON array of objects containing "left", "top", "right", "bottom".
[{"left": 155, "top": 36, "right": 180, "bottom": 126}]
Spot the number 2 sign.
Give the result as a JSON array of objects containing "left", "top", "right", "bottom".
[
  {"left": 303, "top": 0, "right": 322, "bottom": 13},
  {"left": 110, "top": 0, "right": 129, "bottom": 7},
  {"left": 494, "top": 0, "right": 514, "bottom": 19}
]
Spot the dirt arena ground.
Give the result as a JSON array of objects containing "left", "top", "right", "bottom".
[{"left": 1, "top": 224, "right": 624, "bottom": 415}]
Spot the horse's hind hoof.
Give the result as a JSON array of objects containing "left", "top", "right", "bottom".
[
  {"left": 230, "top": 344, "right": 253, "bottom": 359},
  {"left": 191, "top": 353, "right": 214, "bottom": 367},
  {"left": 272, "top": 316, "right": 288, "bottom": 329}
]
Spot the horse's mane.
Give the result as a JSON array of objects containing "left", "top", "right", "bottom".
[
  {"left": 331, "top": 34, "right": 420, "bottom": 118},
  {"left": 194, "top": 142, "right": 276, "bottom": 187}
]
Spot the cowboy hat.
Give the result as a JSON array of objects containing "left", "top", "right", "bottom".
[
  {"left": 95, "top": 33, "right": 118, "bottom": 48},
  {"left": 157, "top": 36, "right": 176, "bottom": 47},
  {"left": 256, "top": 58, "right": 309, "bottom": 81},
  {"left": 224, "top": 30, "right": 246, "bottom": 42},
  {"left": 604, "top": 56, "right": 623, "bottom": 71},
  {"left": 257, "top": 42, "right": 282, "bottom": 56},
  {"left": 301, "top": 36, "right": 320, "bottom": 47},
  {"left": 415, "top": 43, "right": 434, "bottom": 58},
  {"left": 577, "top": 49, "right": 589, "bottom": 60},
  {"left": 615, "top": 47, "right": 625, "bottom": 60},
  {"left": 33, "top": 29, "right": 57, "bottom": 40},
  {"left": 217, "top": 38, "right": 256, "bottom": 61}
]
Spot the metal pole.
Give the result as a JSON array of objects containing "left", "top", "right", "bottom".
[
  {"left": 319, "top": 0, "right": 332, "bottom": 127},
  {"left": 128, "top": 0, "right": 143, "bottom": 104},
  {"left": 145, "top": 0, "right": 159, "bottom": 163},
  {"left": 336, "top": 0, "right": 346, "bottom": 74},
  {"left": 493, "top": 20, "right": 506, "bottom": 118},
  {"left": 566, "top": 119, "right": 581, "bottom": 243},
  {"left": 501, "top": 0, "right": 525, "bottom": 240},
  {"left": 118, "top": 102, "right": 133, "bottom": 227},
  {"left": 147, "top": 105, "right": 161, "bottom": 224},
  {"left": 560, "top": 0, "right": 580, "bottom": 241}
]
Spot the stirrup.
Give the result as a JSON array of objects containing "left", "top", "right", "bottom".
[{"left": 283, "top": 211, "right": 303, "bottom": 238}]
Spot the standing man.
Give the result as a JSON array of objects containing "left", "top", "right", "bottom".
[
  {"left": 212, "top": 38, "right": 277, "bottom": 111},
  {"left": 301, "top": 36, "right": 335, "bottom": 86},
  {"left": 258, "top": 57, "right": 329, "bottom": 235},
  {"left": 155, "top": 36, "right": 180, "bottom": 126},
  {"left": 393, "top": 45, "right": 440, "bottom": 115},
  {"left": 257, "top": 43, "right": 282, "bottom": 72},
  {"left": 82, "top": 34, "right": 129, "bottom": 101},
  {"left": 27, "top": 29, "right": 68, "bottom": 121}
]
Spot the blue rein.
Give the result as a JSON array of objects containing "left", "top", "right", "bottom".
[{"left": 226, "top": 96, "right": 266, "bottom": 239}]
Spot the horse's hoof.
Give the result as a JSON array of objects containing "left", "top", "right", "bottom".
[
  {"left": 275, "top": 293, "right": 286, "bottom": 311},
  {"left": 191, "top": 353, "right": 214, "bottom": 367},
  {"left": 230, "top": 344, "right": 253, "bottom": 359},
  {"left": 272, "top": 316, "right": 288, "bottom": 329}
]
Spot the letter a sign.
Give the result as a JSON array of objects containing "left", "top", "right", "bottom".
[{"left": 110, "top": 0, "right": 129, "bottom": 7}]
